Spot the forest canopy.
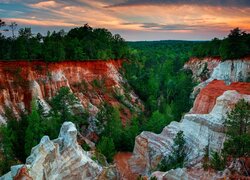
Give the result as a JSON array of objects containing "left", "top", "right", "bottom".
[
  {"left": 193, "top": 28, "right": 250, "bottom": 60},
  {"left": 0, "top": 19, "right": 249, "bottom": 61},
  {"left": 0, "top": 22, "right": 128, "bottom": 61}
]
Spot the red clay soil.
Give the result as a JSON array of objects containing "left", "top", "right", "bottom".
[
  {"left": 13, "top": 166, "right": 32, "bottom": 180},
  {"left": 192, "top": 80, "right": 250, "bottom": 114},
  {"left": 114, "top": 152, "right": 139, "bottom": 180},
  {"left": 0, "top": 59, "right": 122, "bottom": 108},
  {"left": 186, "top": 56, "right": 221, "bottom": 65},
  {"left": 0, "top": 59, "right": 142, "bottom": 128},
  {"left": 186, "top": 56, "right": 250, "bottom": 65}
]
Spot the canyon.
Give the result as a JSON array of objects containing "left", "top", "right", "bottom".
[{"left": 1, "top": 57, "right": 250, "bottom": 179}]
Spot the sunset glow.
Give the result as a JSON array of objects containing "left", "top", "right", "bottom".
[{"left": 1, "top": 0, "right": 250, "bottom": 40}]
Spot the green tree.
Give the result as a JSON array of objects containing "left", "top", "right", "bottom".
[
  {"left": 158, "top": 131, "right": 187, "bottom": 171},
  {"left": 0, "top": 107, "right": 29, "bottom": 175},
  {"left": 144, "top": 111, "right": 169, "bottom": 134},
  {"left": 220, "top": 28, "right": 249, "bottom": 60},
  {"left": 223, "top": 99, "right": 250, "bottom": 157},
  {"left": 101, "top": 107, "right": 123, "bottom": 149},
  {"left": 210, "top": 151, "right": 226, "bottom": 171},
  {"left": 42, "top": 113, "right": 61, "bottom": 139},
  {"left": 50, "top": 87, "right": 78, "bottom": 122},
  {"left": 96, "top": 136, "right": 116, "bottom": 162},
  {"left": 0, "top": 125, "right": 17, "bottom": 175},
  {"left": 25, "top": 100, "right": 44, "bottom": 156},
  {"left": 121, "top": 117, "right": 140, "bottom": 151},
  {"left": 43, "top": 40, "right": 65, "bottom": 61},
  {"left": 65, "top": 38, "right": 84, "bottom": 60},
  {"left": 112, "top": 34, "right": 128, "bottom": 59},
  {"left": 9, "top": 22, "right": 18, "bottom": 39}
]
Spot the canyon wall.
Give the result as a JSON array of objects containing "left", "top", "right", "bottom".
[
  {"left": 183, "top": 57, "right": 221, "bottom": 82},
  {"left": 129, "top": 58, "right": 250, "bottom": 176},
  {"left": 0, "top": 60, "right": 142, "bottom": 125},
  {"left": 187, "top": 58, "right": 250, "bottom": 103}
]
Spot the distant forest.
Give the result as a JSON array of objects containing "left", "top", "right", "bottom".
[
  {"left": 193, "top": 28, "right": 250, "bottom": 60},
  {"left": 0, "top": 20, "right": 128, "bottom": 61},
  {"left": 0, "top": 19, "right": 250, "bottom": 61}
]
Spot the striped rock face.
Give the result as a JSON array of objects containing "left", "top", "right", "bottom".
[
  {"left": 0, "top": 60, "right": 142, "bottom": 141},
  {"left": 130, "top": 58, "right": 250, "bottom": 176}
]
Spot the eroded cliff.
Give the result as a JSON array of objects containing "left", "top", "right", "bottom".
[
  {"left": 129, "top": 58, "right": 250, "bottom": 177},
  {"left": 0, "top": 60, "right": 142, "bottom": 125}
]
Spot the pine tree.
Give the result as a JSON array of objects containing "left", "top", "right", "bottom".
[
  {"left": 96, "top": 136, "right": 116, "bottom": 162},
  {"left": 101, "top": 107, "right": 123, "bottom": 149},
  {"left": 158, "top": 131, "right": 187, "bottom": 171},
  {"left": 25, "top": 100, "right": 44, "bottom": 156},
  {"left": 223, "top": 99, "right": 250, "bottom": 157},
  {"left": 50, "top": 87, "right": 78, "bottom": 122}
]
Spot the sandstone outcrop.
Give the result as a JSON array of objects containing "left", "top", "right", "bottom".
[
  {"left": 1, "top": 122, "right": 105, "bottom": 180},
  {"left": 186, "top": 58, "right": 250, "bottom": 101},
  {"left": 150, "top": 167, "right": 226, "bottom": 180},
  {"left": 191, "top": 80, "right": 250, "bottom": 114},
  {"left": 184, "top": 57, "right": 221, "bottom": 82},
  {"left": 185, "top": 58, "right": 250, "bottom": 83},
  {"left": 0, "top": 60, "right": 142, "bottom": 124},
  {"left": 150, "top": 157, "right": 250, "bottom": 180},
  {"left": 129, "top": 90, "right": 250, "bottom": 176}
]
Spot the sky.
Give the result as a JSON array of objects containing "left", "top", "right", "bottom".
[{"left": 0, "top": 0, "right": 250, "bottom": 41}]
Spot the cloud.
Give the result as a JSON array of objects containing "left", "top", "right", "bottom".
[
  {"left": 121, "top": 22, "right": 231, "bottom": 33},
  {"left": 106, "top": 0, "right": 250, "bottom": 8},
  {"left": 30, "top": 0, "right": 59, "bottom": 8},
  {"left": 5, "top": 18, "right": 76, "bottom": 26},
  {"left": 1, "top": 0, "right": 250, "bottom": 40}
]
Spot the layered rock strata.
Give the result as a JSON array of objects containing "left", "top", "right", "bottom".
[
  {"left": 0, "top": 60, "right": 142, "bottom": 124},
  {"left": 130, "top": 58, "right": 250, "bottom": 177},
  {"left": 130, "top": 90, "right": 250, "bottom": 175},
  {"left": 186, "top": 58, "right": 250, "bottom": 101}
]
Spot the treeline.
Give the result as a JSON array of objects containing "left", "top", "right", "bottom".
[
  {"left": 0, "top": 21, "right": 128, "bottom": 61},
  {"left": 193, "top": 28, "right": 250, "bottom": 60}
]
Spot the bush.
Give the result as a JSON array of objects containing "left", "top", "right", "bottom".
[{"left": 96, "top": 136, "right": 116, "bottom": 163}]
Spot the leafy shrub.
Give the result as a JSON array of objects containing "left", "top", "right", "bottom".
[{"left": 96, "top": 136, "right": 116, "bottom": 163}]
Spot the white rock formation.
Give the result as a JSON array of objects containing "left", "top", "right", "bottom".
[
  {"left": 1, "top": 122, "right": 103, "bottom": 180},
  {"left": 192, "top": 60, "right": 250, "bottom": 99},
  {"left": 150, "top": 166, "right": 227, "bottom": 180},
  {"left": 210, "top": 60, "right": 250, "bottom": 83},
  {"left": 130, "top": 90, "right": 250, "bottom": 175}
]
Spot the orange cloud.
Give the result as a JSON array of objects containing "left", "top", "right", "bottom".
[
  {"left": 3, "top": 0, "right": 249, "bottom": 40},
  {"left": 4, "top": 18, "right": 76, "bottom": 27},
  {"left": 30, "top": 1, "right": 60, "bottom": 9}
]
